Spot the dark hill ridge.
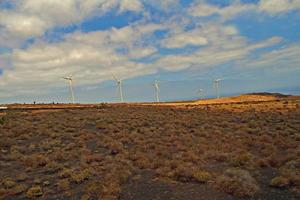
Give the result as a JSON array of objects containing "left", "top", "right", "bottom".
[{"left": 246, "top": 92, "right": 291, "bottom": 98}]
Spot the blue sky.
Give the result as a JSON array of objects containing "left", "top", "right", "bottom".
[{"left": 0, "top": 0, "right": 299, "bottom": 103}]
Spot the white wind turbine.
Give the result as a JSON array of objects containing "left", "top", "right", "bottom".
[
  {"left": 213, "top": 78, "right": 224, "bottom": 99},
  {"left": 198, "top": 89, "right": 205, "bottom": 100},
  {"left": 153, "top": 80, "right": 160, "bottom": 103},
  {"left": 113, "top": 75, "right": 124, "bottom": 103},
  {"left": 62, "top": 75, "right": 75, "bottom": 104}
]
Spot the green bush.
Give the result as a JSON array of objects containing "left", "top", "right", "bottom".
[{"left": 0, "top": 117, "right": 5, "bottom": 125}]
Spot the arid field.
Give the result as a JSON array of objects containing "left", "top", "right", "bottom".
[{"left": 0, "top": 94, "right": 299, "bottom": 200}]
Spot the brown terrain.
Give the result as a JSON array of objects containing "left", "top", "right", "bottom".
[{"left": 0, "top": 93, "right": 299, "bottom": 200}]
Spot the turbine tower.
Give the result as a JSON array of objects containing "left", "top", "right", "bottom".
[
  {"left": 213, "top": 78, "right": 223, "bottom": 99},
  {"left": 62, "top": 75, "right": 75, "bottom": 104},
  {"left": 113, "top": 75, "right": 124, "bottom": 103},
  {"left": 154, "top": 80, "right": 160, "bottom": 102}
]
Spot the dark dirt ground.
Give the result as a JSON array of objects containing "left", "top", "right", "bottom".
[{"left": 0, "top": 99, "right": 299, "bottom": 200}]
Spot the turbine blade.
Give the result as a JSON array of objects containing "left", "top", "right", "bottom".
[{"left": 112, "top": 74, "right": 118, "bottom": 81}]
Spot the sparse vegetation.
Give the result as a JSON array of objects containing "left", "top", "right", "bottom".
[
  {"left": 0, "top": 117, "right": 5, "bottom": 125},
  {"left": 216, "top": 168, "right": 260, "bottom": 197},
  {"left": 26, "top": 186, "right": 43, "bottom": 198},
  {"left": 0, "top": 97, "right": 299, "bottom": 199},
  {"left": 193, "top": 170, "right": 212, "bottom": 183},
  {"left": 270, "top": 176, "right": 290, "bottom": 188}
]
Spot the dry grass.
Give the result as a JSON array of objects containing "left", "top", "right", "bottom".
[
  {"left": 26, "top": 186, "right": 43, "bottom": 198},
  {"left": 0, "top": 97, "right": 299, "bottom": 199},
  {"left": 216, "top": 168, "right": 260, "bottom": 197}
]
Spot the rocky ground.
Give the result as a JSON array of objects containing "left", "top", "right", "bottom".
[{"left": 0, "top": 98, "right": 299, "bottom": 200}]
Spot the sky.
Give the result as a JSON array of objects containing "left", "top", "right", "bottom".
[{"left": 0, "top": 0, "right": 299, "bottom": 103}]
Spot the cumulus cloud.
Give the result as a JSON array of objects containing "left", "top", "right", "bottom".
[
  {"left": 0, "top": 11, "right": 49, "bottom": 37},
  {"left": 154, "top": 36, "right": 283, "bottom": 72},
  {"left": 162, "top": 31, "right": 208, "bottom": 48},
  {"left": 258, "top": 0, "right": 300, "bottom": 15},
  {"left": 240, "top": 43, "right": 300, "bottom": 70},
  {"left": 0, "top": 22, "right": 164, "bottom": 97},
  {"left": 119, "top": 0, "right": 143, "bottom": 13},
  {"left": 189, "top": 1, "right": 256, "bottom": 19},
  {"left": 0, "top": 0, "right": 144, "bottom": 47},
  {"left": 0, "top": 0, "right": 299, "bottom": 101},
  {"left": 189, "top": 0, "right": 300, "bottom": 19}
]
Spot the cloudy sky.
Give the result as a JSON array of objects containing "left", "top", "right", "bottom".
[{"left": 0, "top": 0, "right": 299, "bottom": 103}]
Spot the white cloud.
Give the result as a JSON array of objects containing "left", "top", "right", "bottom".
[
  {"left": 189, "top": 3, "right": 219, "bottom": 17},
  {"left": 0, "top": 18, "right": 285, "bottom": 98},
  {"left": 189, "top": 0, "right": 300, "bottom": 19},
  {"left": 0, "top": 11, "right": 49, "bottom": 38},
  {"left": 119, "top": 0, "right": 143, "bottom": 12},
  {"left": 0, "top": 22, "right": 164, "bottom": 97},
  {"left": 258, "top": 0, "right": 300, "bottom": 15},
  {"left": 0, "top": 0, "right": 298, "bottom": 101},
  {"left": 240, "top": 43, "right": 300, "bottom": 70},
  {"left": 0, "top": 0, "right": 145, "bottom": 47},
  {"left": 162, "top": 31, "right": 208, "bottom": 48},
  {"left": 153, "top": 22, "right": 283, "bottom": 71},
  {"left": 189, "top": 2, "right": 256, "bottom": 19}
]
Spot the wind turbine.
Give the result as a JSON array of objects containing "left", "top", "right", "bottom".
[
  {"left": 62, "top": 75, "right": 75, "bottom": 104},
  {"left": 198, "top": 89, "right": 205, "bottom": 100},
  {"left": 113, "top": 75, "right": 124, "bottom": 103},
  {"left": 153, "top": 80, "right": 160, "bottom": 102},
  {"left": 213, "top": 78, "right": 224, "bottom": 99}
]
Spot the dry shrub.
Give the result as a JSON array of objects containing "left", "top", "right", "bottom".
[
  {"left": 22, "top": 154, "right": 49, "bottom": 168},
  {"left": 172, "top": 165, "right": 194, "bottom": 182},
  {"left": 216, "top": 168, "right": 260, "bottom": 197},
  {"left": 2, "top": 177, "right": 16, "bottom": 189},
  {"left": 53, "top": 150, "right": 68, "bottom": 162},
  {"left": 279, "top": 159, "right": 300, "bottom": 186},
  {"left": 192, "top": 170, "right": 212, "bottom": 183},
  {"left": 58, "top": 168, "right": 72, "bottom": 179},
  {"left": 135, "top": 156, "right": 151, "bottom": 169},
  {"left": 80, "top": 194, "right": 90, "bottom": 200},
  {"left": 85, "top": 181, "right": 102, "bottom": 196},
  {"left": 0, "top": 188, "right": 9, "bottom": 199},
  {"left": 10, "top": 184, "right": 27, "bottom": 195},
  {"left": 26, "top": 186, "right": 43, "bottom": 198},
  {"left": 101, "top": 181, "right": 121, "bottom": 199},
  {"left": 71, "top": 169, "right": 90, "bottom": 184},
  {"left": 270, "top": 176, "right": 290, "bottom": 188},
  {"left": 231, "top": 152, "right": 252, "bottom": 167},
  {"left": 57, "top": 179, "right": 70, "bottom": 191},
  {"left": 44, "top": 161, "right": 62, "bottom": 174}
]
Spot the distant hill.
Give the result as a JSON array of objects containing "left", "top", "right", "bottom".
[
  {"left": 194, "top": 92, "right": 294, "bottom": 105},
  {"left": 245, "top": 92, "right": 290, "bottom": 98}
]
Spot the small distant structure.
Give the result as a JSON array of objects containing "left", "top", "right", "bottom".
[
  {"left": 213, "top": 78, "right": 225, "bottom": 99},
  {"left": 62, "top": 75, "right": 75, "bottom": 104},
  {"left": 0, "top": 106, "right": 8, "bottom": 110},
  {"left": 113, "top": 75, "right": 124, "bottom": 103},
  {"left": 198, "top": 89, "right": 205, "bottom": 100},
  {"left": 153, "top": 80, "right": 160, "bottom": 103}
]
